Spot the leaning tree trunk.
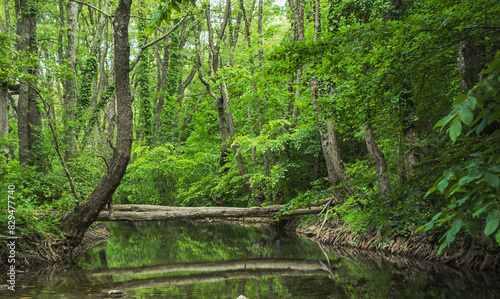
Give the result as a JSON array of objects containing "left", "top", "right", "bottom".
[
  {"left": 363, "top": 120, "right": 391, "bottom": 196},
  {"left": 61, "top": 0, "right": 133, "bottom": 248}
]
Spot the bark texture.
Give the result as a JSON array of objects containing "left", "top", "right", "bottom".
[
  {"left": 0, "top": 84, "right": 9, "bottom": 156},
  {"left": 457, "top": 40, "right": 484, "bottom": 93},
  {"left": 363, "top": 121, "right": 391, "bottom": 196},
  {"left": 63, "top": 0, "right": 78, "bottom": 158},
  {"left": 0, "top": 84, "right": 8, "bottom": 135},
  {"left": 96, "top": 204, "right": 323, "bottom": 221},
  {"left": 61, "top": 0, "right": 133, "bottom": 248},
  {"left": 17, "top": 0, "right": 42, "bottom": 167}
]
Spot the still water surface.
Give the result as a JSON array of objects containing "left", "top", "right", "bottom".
[{"left": 2, "top": 220, "right": 500, "bottom": 298}]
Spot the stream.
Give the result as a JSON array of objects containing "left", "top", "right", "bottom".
[{"left": 1, "top": 220, "right": 500, "bottom": 298}]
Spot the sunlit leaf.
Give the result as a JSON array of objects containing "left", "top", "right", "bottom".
[
  {"left": 453, "top": 94, "right": 467, "bottom": 106},
  {"left": 485, "top": 209, "right": 500, "bottom": 237},
  {"left": 485, "top": 173, "right": 500, "bottom": 187},
  {"left": 449, "top": 119, "right": 461, "bottom": 142},
  {"left": 458, "top": 107, "right": 473, "bottom": 125}
]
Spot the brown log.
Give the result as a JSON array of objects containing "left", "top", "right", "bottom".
[{"left": 96, "top": 204, "right": 323, "bottom": 221}]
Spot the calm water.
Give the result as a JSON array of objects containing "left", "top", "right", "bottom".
[{"left": 1, "top": 220, "right": 500, "bottom": 298}]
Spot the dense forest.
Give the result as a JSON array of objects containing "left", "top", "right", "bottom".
[{"left": 0, "top": 0, "right": 499, "bottom": 258}]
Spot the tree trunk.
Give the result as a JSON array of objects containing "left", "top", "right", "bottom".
[
  {"left": 0, "top": 83, "right": 8, "bottom": 148},
  {"left": 2, "top": 0, "right": 11, "bottom": 34},
  {"left": 363, "top": 121, "right": 391, "bottom": 196},
  {"left": 96, "top": 204, "right": 323, "bottom": 221},
  {"left": 457, "top": 40, "right": 485, "bottom": 93},
  {"left": 221, "top": 81, "right": 249, "bottom": 179},
  {"left": 17, "top": 0, "right": 42, "bottom": 168},
  {"left": 401, "top": 90, "right": 420, "bottom": 179},
  {"left": 175, "top": 94, "right": 201, "bottom": 157},
  {"left": 61, "top": 0, "right": 133, "bottom": 248},
  {"left": 63, "top": 0, "right": 78, "bottom": 159},
  {"left": 200, "top": 1, "right": 247, "bottom": 176}
]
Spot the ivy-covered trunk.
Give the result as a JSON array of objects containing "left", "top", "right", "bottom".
[{"left": 61, "top": 0, "right": 133, "bottom": 248}]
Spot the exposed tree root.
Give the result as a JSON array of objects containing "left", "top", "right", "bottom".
[{"left": 294, "top": 221, "right": 500, "bottom": 271}]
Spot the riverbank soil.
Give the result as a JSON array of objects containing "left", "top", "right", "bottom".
[
  {"left": 0, "top": 222, "right": 110, "bottom": 270},
  {"left": 294, "top": 219, "right": 500, "bottom": 272}
]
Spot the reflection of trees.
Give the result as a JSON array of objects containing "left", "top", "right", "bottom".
[
  {"left": 73, "top": 222, "right": 500, "bottom": 298},
  {"left": 92, "top": 259, "right": 331, "bottom": 276},
  {"left": 100, "top": 268, "right": 331, "bottom": 293}
]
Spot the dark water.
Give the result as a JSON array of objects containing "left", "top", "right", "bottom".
[{"left": 1, "top": 220, "right": 500, "bottom": 298}]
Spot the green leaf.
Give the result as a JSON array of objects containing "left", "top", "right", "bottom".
[
  {"left": 425, "top": 186, "right": 437, "bottom": 196},
  {"left": 449, "top": 119, "right": 462, "bottom": 142},
  {"left": 485, "top": 210, "right": 500, "bottom": 237},
  {"left": 439, "top": 114, "right": 454, "bottom": 129},
  {"left": 465, "top": 218, "right": 479, "bottom": 237},
  {"left": 473, "top": 202, "right": 494, "bottom": 217},
  {"left": 437, "top": 178, "right": 449, "bottom": 193},
  {"left": 453, "top": 94, "right": 467, "bottom": 106},
  {"left": 485, "top": 173, "right": 499, "bottom": 187},
  {"left": 489, "top": 106, "right": 500, "bottom": 122},
  {"left": 458, "top": 175, "right": 474, "bottom": 186},
  {"left": 458, "top": 107, "right": 474, "bottom": 126},
  {"left": 415, "top": 224, "right": 426, "bottom": 233},
  {"left": 451, "top": 218, "right": 463, "bottom": 235},
  {"left": 466, "top": 96, "right": 477, "bottom": 110},
  {"left": 434, "top": 119, "right": 443, "bottom": 129},
  {"left": 438, "top": 240, "right": 449, "bottom": 255},
  {"left": 496, "top": 228, "right": 500, "bottom": 245}
]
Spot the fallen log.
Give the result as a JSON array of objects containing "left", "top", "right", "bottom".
[{"left": 96, "top": 204, "right": 323, "bottom": 221}]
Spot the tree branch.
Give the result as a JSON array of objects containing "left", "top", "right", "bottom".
[
  {"left": 130, "top": 16, "right": 187, "bottom": 72},
  {"left": 72, "top": 0, "right": 112, "bottom": 18}
]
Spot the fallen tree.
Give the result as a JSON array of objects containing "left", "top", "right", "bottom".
[{"left": 96, "top": 204, "right": 323, "bottom": 221}]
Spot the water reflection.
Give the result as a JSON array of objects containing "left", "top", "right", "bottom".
[{"left": 1, "top": 220, "right": 499, "bottom": 298}]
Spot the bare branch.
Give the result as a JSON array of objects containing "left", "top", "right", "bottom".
[
  {"left": 72, "top": 0, "right": 112, "bottom": 18},
  {"left": 130, "top": 16, "right": 187, "bottom": 72}
]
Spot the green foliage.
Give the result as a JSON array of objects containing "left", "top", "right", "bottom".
[
  {"left": 136, "top": 18, "right": 153, "bottom": 146},
  {"left": 83, "top": 83, "right": 115, "bottom": 143},
  {"left": 0, "top": 33, "right": 13, "bottom": 83},
  {"left": 147, "top": 0, "right": 197, "bottom": 34},
  {"left": 416, "top": 52, "right": 500, "bottom": 252},
  {"left": 115, "top": 145, "right": 178, "bottom": 205},
  {"left": 160, "top": 27, "right": 181, "bottom": 143},
  {"left": 76, "top": 57, "right": 98, "bottom": 121}
]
